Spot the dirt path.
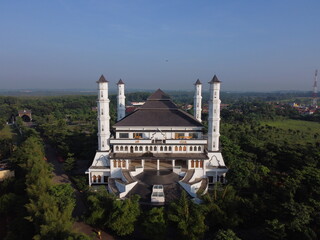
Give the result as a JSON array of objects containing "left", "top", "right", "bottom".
[{"left": 45, "top": 144, "right": 115, "bottom": 240}]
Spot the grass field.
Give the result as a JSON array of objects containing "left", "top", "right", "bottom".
[{"left": 262, "top": 119, "right": 320, "bottom": 144}]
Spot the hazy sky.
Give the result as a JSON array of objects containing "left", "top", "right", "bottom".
[{"left": 0, "top": 0, "right": 319, "bottom": 91}]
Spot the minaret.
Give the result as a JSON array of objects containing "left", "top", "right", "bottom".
[
  {"left": 117, "top": 79, "right": 126, "bottom": 121},
  {"left": 208, "top": 75, "right": 221, "bottom": 152},
  {"left": 97, "top": 75, "right": 110, "bottom": 151},
  {"left": 193, "top": 79, "right": 202, "bottom": 122}
]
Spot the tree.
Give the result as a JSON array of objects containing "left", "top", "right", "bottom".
[
  {"left": 168, "top": 191, "right": 207, "bottom": 240},
  {"left": 107, "top": 195, "right": 141, "bottom": 236},
  {"left": 142, "top": 207, "right": 167, "bottom": 240},
  {"left": 265, "top": 219, "right": 286, "bottom": 240},
  {"left": 63, "top": 153, "right": 76, "bottom": 172},
  {"left": 214, "top": 229, "right": 241, "bottom": 240}
]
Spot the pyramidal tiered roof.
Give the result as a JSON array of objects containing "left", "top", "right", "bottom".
[
  {"left": 117, "top": 79, "right": 124, "bottom": 85},
  {"left": 194, "top": 79, "right": 202, "bottom": 85},
  {"left": 114, "top": 89, "right": 202, "bottom": 127},
  {"left": 97, "top": 74, "right": 108, "bottom": 83},
  {"left": 209, "top": 75, "right": 221, "bottom": 84}
]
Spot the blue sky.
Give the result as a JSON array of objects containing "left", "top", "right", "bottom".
[{"left": 0, "top": 0, "right": 319, "bottom": 91}]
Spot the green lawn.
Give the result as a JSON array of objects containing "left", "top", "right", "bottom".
[{"left": 262, "top": 119, "right": 320, "bottom": 144}]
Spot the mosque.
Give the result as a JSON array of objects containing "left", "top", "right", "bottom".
[{"left": 86, "top": 75, "right": 227, "bottom": 200}]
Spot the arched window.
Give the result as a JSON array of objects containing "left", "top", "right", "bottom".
[
  {"left": 175, "top": 146, "right": 178, "bottom": 151},
  {"left": 120, "top": 146, "right": 123, "bottom": 151},
  {"left": 194, "top": 146, "right": 197, "bottom": 151},
  {"left": 92, "top": 175, "right": 97, "bottom": 183},
  {"left": 97, "top": 175, "right": 101, "bottom": 183},
  {"left": 154, "top": 146, "right": 157, "bottom": 151},
  {"left": 189, "top": 146, "right": 193, "bottom": 151},
  {"left": 169, "top": 146, "right": 172, "bottom": 151},
  {"left": 179, "top": 146, "right": 182, "bottom": 151},
  {"left": 135, "top": 146, "right": 138, "bottom": 151},
  {"left": 183, "top": 146, "right": 186, "bottom": 151},
  {"left": 160, "top": 146, "right": 163, "bottom": 151},
  {"left": 125, "top": 146, "right": 128, "bottom": 151},
  {"left": 164, "top": 146, "right": 167, "bottom": 151},
  {"left": 116, "top": 146, "right": 119, "bottom": 151},
  {"left": 145, "top": 146, "right": 148, "bottom": 151},
  {"left": 130, "top": 146, "right": 134, "bottom": 153},
  {"left": 198, "top": 146, "right": 201, "bottom": 151},
  {"left": 139, "top": 146, "right": 143, "bottom": 151}
]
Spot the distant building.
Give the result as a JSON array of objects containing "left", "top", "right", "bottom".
[
  {"left": 18, "top": 109, "right": 32, "bottom": 122},
  {"left": 86, "top": 75, "right": 228, "bottom": 202}
]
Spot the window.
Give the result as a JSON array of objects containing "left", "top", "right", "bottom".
[
  {"left": 133, "top": 133, "right": 143, "bottom": 139},
  {"left": 145, "top": 146, "right": 148, "bottom": 151},
  {"left": 179, "top": 146, "right": 182, "bottom": 151},
  {"left": 175, "top": 133, "right": 185, "bottom": 139},
  {"left": 189, "top": 146, "right": 193, "bottom": 151},
  {"left": 139, "top": 146, "right": 143, "bottom": 151},
  {"left": 198, "top": 146, "right": 201, "bottom": 151},
  {"left": 120, "top": 146, "right": 123, "bottom": 151},
  {"left": 154, "top": 146, "right": 157, "bottom": 151},
  {"left": 164, "top": 146, "right": 167, "bottom": 151},
  {"left": 183, "top": 146, "right": 186, "bottom": 151},
  {"left": 119, "top": 133, "right": 129, "bottom": 138},
  {"left": 189, "top": 133, "right": 198, "bottom": 139},
  {"left": 125, "top": 146, "right": 128, "bottom": 151},
  {"left": 160, "top": 146, "right": 163, "bottom": 151},
  {"left": 135, "top": 146, "right": 138, "bottom": 151},
  {"left": 169, "top": 146, "right": 172, "bottom": 151},
  {"left": 116, "top": 146, "right": 119, "bottom": 151}
]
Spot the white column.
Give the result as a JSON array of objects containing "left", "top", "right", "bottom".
[
  {"left": 97, "top": 75, "right": 110, "bottom": 151},
  {"left": 172, "top": 159, "right": 175, "bottom": 168},
  {"left": 142, "top": 159, "right": 145, "bottom": 168},
  {"left": 208, "top": 75, "right": 221, "bottom": 152},
  {"left": 117, "top": 79, "right": 126, "bottom": 121},
  {"left": 89, "top": 172, "right": 92, "bottom": 186},
  {"left": 193, "top": 79, "right": 202, "bottom": 122},
  {"left": 157, "top": 159, "right": 160, "bottom": 170}
]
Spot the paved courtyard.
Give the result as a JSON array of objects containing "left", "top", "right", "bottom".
[{"left": 128, "top": 170, "right": 182, "bottom": 203}]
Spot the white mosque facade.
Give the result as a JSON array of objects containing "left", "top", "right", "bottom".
[{"left": 86, "top": 75, "right": 228, "bottom": 199}]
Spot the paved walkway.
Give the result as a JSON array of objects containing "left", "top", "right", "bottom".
[{"left": 45, "top": 144, "right": 115, "bottom": 240}]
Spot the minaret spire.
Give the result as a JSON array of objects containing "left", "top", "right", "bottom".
[
  {"left": 207, "top": 75, "right": 221, "bottom": 152},
  {"left": 193, "top": 79, "right": 202, "bottom": 122},
  {"left": 97, "top": 74, "right": 110, "bottom": 151},
  {"left": 117, "top": 79, "right": 126, "bottom": 121}
]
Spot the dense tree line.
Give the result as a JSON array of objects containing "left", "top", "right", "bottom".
[{"left": 0, "top": 129, "right": 89, "bottom": 239}]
